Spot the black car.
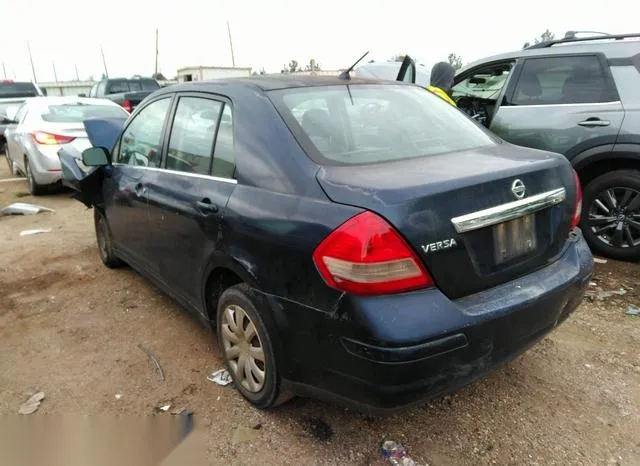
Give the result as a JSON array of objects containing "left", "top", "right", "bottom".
[{"left": 59, "top": 75, "right": 593, "bottom": 413}]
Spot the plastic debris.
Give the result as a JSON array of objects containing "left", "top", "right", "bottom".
[
  {"left": 19, "top": 228, "right": 53, "bottom": 237},
  {"left": 585, "top": 289, "right": 627, "bottom": 301},
  {"left": 625, "top": 305, "right": 640, "bottom": 317},
  {"left": 19, "top": 392, "right": 45, "bottom": 415},
  {"left": 171, "top": 407, "right": 187, "bottom": 415},
  {"left": 207, "top": 369, "right": 232, "bottom": 386},
  {"left": 159, "top": 403, "right": 172, "bottom": 412},
  {"left": 381, "top": 440, "right": 417, "bottom": 466},
  {"left": 115, "top": 394, "right": 123, "bottom": 400},
  {"left": 232, "top": 425, "right": 260, "bottom": 445},
  {"left": 1, "top": 202, "right": 55, "bottom": 215},
  {"left": 593, "top": 257, "right": 608, "bottom": 264}
]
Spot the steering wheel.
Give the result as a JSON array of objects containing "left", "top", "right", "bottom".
[{"left": 455, "top": 96, "right": 489, "bottom": 126}]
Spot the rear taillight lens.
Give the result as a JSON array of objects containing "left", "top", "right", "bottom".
[
  {"left": 571, "top": 169, "right": 582, "bottom": 229},
  {"left": 32, "top": 131, "right": 76, "bottom": 145},
  {"left": 313, "top": 211, "right": 434, "bottom": 295},
  {"left": 121, "top": 100, "right": 132, "bottom": 113}
]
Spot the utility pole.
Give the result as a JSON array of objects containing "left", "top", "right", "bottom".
[
  {"left": 100, "top": 46, "right": 109, "bottom": 78},
  {"left": 227, "top": 21, "right": 236, "bottom": 67},
  {"left": 27, "top": 41, "right": 37, "bottom": 82},
  {"left": 1, "top": 62, "right": 6, "bottom": 79},
  {"left": 74, "top": 64, "right": 80, "bottom": 81},
  {"left": 52, "top": 62, "right": 59, "bottom": 82},
  {"left": 154, "top": 28, "right": 159, "bottom": 76}
]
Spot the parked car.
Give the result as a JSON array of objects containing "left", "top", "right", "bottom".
[
  {"left": 359, "top": 33, "right": 640, "bottom": 261},
  {"left": 4, "top": 96, "right": 129, "bottom": 194},
  {"left": 0, "top": 80, "right": 44, "bottom": 155},
  {"left": 59, "top": 75, "right": 592, "bottom": 412},
  {"left": 88, "top": 77, "right": 161, "bottom": 113}
]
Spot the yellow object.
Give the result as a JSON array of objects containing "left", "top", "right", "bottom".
[{"left": 427, "top": 86, "right": 457, "bottom": 107}]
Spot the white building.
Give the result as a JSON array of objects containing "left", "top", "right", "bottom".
[{"left": 176, "top": 66, "right": 252, "bottom": 83}]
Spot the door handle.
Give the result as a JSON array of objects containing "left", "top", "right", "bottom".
[
  {"left": 196, "top": 198, "right": 219, "bottom": 214},
  {"left": 578, "top": 118, "right": 610, "bottom": 127}
]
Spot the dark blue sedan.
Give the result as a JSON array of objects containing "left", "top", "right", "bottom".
[{"left": 59, "top": 75, "right": 593, "bottom": 413}]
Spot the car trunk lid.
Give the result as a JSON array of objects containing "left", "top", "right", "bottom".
[{"left": 315, "top": 143, "right": 578, "bottom": 299}]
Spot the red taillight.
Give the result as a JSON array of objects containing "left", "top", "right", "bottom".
[
  {"left": 571, "top": 169, "right": 582, "bottom": 229},
  {"left": 121, "top": 100, "right": 132, "bottom": 113},
  {"left": 31, "top": 131, "right": 76, "bottom": 145},
  {"left": 313, "top": 211, "right": 434, "bottom": 295}
]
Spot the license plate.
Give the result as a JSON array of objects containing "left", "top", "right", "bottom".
[{"left": 493, "top": 214, "right": 537, "bottom": 264}]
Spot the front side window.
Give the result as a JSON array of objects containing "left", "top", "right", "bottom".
[
  {"left": 118, "top": 98, "right": 171, "bottom": 167},
  {"left": 167, "top": 97, "right": 222, "bottom": 175},
  {"left": 271, "top": 84, "right": 496, "bottom": 165},
  {"left": 512, "top": 55, "right": 617, "bottom": 105},
  {"left": 453, "top": 62, "right": 514, "bottom": 101}
]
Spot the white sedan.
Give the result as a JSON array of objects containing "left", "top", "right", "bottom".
[{"left": 4, "top": 96, "right": 128, "bottom": 195}]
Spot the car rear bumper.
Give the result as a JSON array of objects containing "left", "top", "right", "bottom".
[
  {"left": 268, "top": 229, "right": 593, "bottom": 414},
  {"left": 28, "top": 145, "right": 63, "bottom": 185}
]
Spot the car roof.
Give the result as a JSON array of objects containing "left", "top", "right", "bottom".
[
  {"left": 158, "top": 74, "right": 398, "bottom": 94},
  {"left": 459, "top": 37, "right": 640, "bottom": 74}
]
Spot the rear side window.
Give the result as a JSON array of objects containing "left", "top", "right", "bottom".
[
  {"left": 512, "top": 55, "right": 618, "bottom": 105},
  {"left": 167, "top": 97, "right": 223, "bottom": 175},
  {"left": 212, "top": 104, "right": 235, "bottom": 178},
  {"left": 270, "top": 84, "right": 495, "bottom": 165},
  {"left": 41, "top": 104, "right": 127, "bottom": 122},
  {"left": 118, "top": 98, "right": 171, "bottom": 167},
  {"left": 0, "top": 82, "right": 38, "bottom": 98}
]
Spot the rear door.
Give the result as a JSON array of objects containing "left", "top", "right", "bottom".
[
  {"left": 490, "top": 53, "right": 624, "bottom": 158},
  {"left": 146, "top": 93, "right": 236, "bottom": 307},
  {"left": 107, "top": 96, "right": 173, "bottom": 271}
]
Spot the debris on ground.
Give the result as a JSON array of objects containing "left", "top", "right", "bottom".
[
  {"left": 18, "top": 392, "right": 45, "bottom": 415},
  {"left": 300, "top": 416, "right": 334, "bottom": 442},
  {"left": 137, "top": 343, "right": 165, "bottom": 382},
  {"left": 171, "top": 407, "right": 187, "bottom": 415},
  {"left": 19, "top": 228, "right": 53, "bottom": 237},
  {"left": 207, "top": 369, "right": 232, "bottom": 386},
  {"left": 625, "top": 305, "right": 640, "bottom": 317},
  {"left": 232, "top": 425, "right": 261, "bottom": 445},
  {"left": 252, "top": 422, "right": 262, "bottom": 430},
  {"left": 1, "top": 202, "right": 55, "bottom": 215},
  {"left": 594, "top": 258, "right": 608, "bottom": 264},
  {"left": 115, "top": 393, "right": 123, "bottom": 400},
  {"left": 585, "top": 289, "right": 627, "bottom": 301},
  {"left": 155, "top": 402, "right": 172, "bottom": 413},
  {"left": 381, "top": 440, "right": 418, "bottom": 466}
]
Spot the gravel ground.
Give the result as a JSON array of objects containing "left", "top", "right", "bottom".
[{"left": 0, "top": 158, "right": 639, "bottom": 465}]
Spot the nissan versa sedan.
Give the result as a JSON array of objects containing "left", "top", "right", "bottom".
[
  {"left": 59, "top": 75, "right": 593, "bottom": 413},
  {"left": 4, "top": 96, "right": 129, "bottom": 195}
]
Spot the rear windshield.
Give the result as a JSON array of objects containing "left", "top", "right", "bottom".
[
  {"left": 0, "top": 82, "right": 39, "bottom": 98},
  {"left": 41, "top": 103, "right": 128, "bottom": 122},
  {"left": 270, "top": 84, "right": 496, "bottom": 165},
  {"left": 106, "top": 79, "right": 160, "bottom": 94}
]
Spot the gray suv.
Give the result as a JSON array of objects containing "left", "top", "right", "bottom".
[{"left": 450, "top": 34, "right": 640, "bottom": 261}]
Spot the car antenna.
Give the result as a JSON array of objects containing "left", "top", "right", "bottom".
[{"left": 338, "top": 51, "right": 369, "bottom": 80}]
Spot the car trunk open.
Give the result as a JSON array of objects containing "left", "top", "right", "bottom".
[{"left": 315, "top": 142, "right": 578, "bottom": 299}]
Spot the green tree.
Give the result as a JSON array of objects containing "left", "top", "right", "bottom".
[
  {"left": 390, "top": 54, "right": 407, "bottom": 62},
  {"left": 447, "top": 53, "right": 463, "bottom": 71},
  {"left": 304, "top": 59, "right": 321, "bottom": 72},
  {"left": 152, "top": 72, "right": 166, "bottom": 80},
  {"left": 281, "top": 60, "right": 300, "bottom": 73},
  {"left": 523, "top": 29, "right": 555, "bottom": 48}
]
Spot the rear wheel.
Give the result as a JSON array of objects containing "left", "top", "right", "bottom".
[
  {"left": 216, "top": 284, "right": 291, "bottom": 409},
  {"left": 581, "top": 169, "right": 640, "bottom": 262},
  {"left": 25, "top": 158, "right": 46, "bottom": 196},
  {"left": 94, "top": 209, "right": 123, "bottom": 268}
]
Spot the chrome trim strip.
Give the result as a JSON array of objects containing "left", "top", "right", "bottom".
[
  {"left": 499, "top": 101, "right": 620, "bottom": 109},
  {"left": 451, "top": 187, "right": 566, "bottom": 233},
  {"left": 111, "top": 163, "right": 237, "bottom": 184}
]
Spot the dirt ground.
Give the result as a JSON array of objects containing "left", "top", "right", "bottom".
[{"left": 0, "top": 158, "right": 639, "bottom": 466}]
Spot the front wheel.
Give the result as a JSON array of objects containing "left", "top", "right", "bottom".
[
  {"left": 25, "top": 158, "right": 46, "bottom": 196},
  {"left": 94, "top": 210, "right": 123, "bottom": 268},
  {"left": 580, "top": 169, "right": 640, "bottom": 262}
]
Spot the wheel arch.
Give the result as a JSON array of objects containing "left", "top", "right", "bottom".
[{"left": 572, "top": 144, "right": 640, "bottom": 187}]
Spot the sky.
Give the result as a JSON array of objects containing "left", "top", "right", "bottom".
[{"left": 0, "top": 0, "right": 638, "bottom": 82}]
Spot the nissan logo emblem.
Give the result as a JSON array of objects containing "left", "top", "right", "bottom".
[{"left": 511, "top": 179, "right": 526, "bottom": 199}]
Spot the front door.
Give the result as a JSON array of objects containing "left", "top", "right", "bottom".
[
  {"left": 146, "top": 94, "right": 236, "bottom": 307},
  {"left": 489, "top": 54, "right": 624, "bottom": 158},
  {"left": 106, "top": 96, "right": 173, "bottom": 272}
]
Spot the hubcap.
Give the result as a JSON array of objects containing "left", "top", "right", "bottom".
[
  {"left": 588, "top": 186, "right": 640, "bottom": 248},
  {"left": 221, "top": 304, "right": 266, "bottom": 393}
]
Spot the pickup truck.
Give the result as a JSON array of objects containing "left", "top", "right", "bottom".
[
  {"left": 1, "top": 80, "right": 44, "bottom": 155},
  {"left": 87, "top": 77, "right": 161, "bottom": 113}
]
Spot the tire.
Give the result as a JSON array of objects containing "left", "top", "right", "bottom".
[
  {"left": 580, "top": 169, "right": 640, "bottom": 262},
  {"left": 216, "top": 284, "right": 291, "bottom": 409},
  {"left": 94, "top": 209, "right": 123, "bottom": 268},
  {"left": 25, "top": 158, "right": 46, "bottom": 196}
]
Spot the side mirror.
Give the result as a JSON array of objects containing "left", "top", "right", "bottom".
[{"left": 82, "top": 147, "right": 110, "bottom": 166}]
